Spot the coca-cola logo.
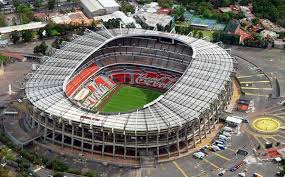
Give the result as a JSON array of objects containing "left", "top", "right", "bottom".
[{"left": 135, "top": 73, "right": 176, "bottom": 89}]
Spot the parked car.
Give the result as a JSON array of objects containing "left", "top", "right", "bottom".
[
  {"left": 219, "top": 135, "right": 230, "bottom": 140},
  {"left": 193, "top": 152, "right": 205, "bottom": 159},
  {"left": 216, "top": 144, "right": 226, "bottom": 150}
]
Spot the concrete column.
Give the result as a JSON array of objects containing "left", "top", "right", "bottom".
[
  {"left": 52, "top": 118, "right": 56, "bottom": 143},
  {"left": 61, "top": 122, "right": 65, "bottom": 148},
  {"left": 91, "top": 128, "right": 94, "bottom": 154},
  {"left": 192, "top": 123, "right": 196, "bottom": 148},
  {"left": 124, "top": 134, "right": 127, "bottom": 159},
  {"left": 81, "top": 127, "right": 84, "bottom": 152},
  {"left": 176, "top": 129, "right": 180, "bottom": 155},
  {"left": 71, "top": 124, "right": 74, "bottom": 149},
  {"left": 167, "top": 130, "right": 170, "bottom": 158},
  {"left": 135, "top": 134, "right": 138, "bottom": 159},
  {"left": 44, "top": 116, "right": 48, "bottom": 141},
  {"left": 184, "top": 124, "right": 188, "bottom": 151},
  {"left": 113, "top": 133, "right": 116, "bottom": 158},
  {"left": 208, "top": 113, "right": 211, "bottom": 133},
  {"left": 156, "top": 133, "right": 159, "bottom": 158},
  {"left": 198, "top": 119, "right": 202, "bottom": 143},
  {"left": 203, "top": 117, "right": 207, "bottom": 138},
  {"left": 102, "top": 131, "right": 105, "bottom": 156}
]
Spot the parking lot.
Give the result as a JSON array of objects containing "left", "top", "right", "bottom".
[{"left": 121, "top": 123, "right": 280, "bottom": 177}]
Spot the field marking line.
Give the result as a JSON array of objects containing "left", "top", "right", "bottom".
[
  {"left": 160, "top": 163, "right": 166, "bottom": 170},
  {"left": 237, "top": 74, "right": 264, "bottom": 78},
  {"left": 172, "top": 161, "right": 189, "bottom": 177},
  {"left": 271, "top": 136, "right": 278, "bottom": 141},
  {"left": 213, "top": 153, "right": 231, "bottom": 161},
  {"left": 202, "top": 158, "right": 219, "bottom": 169},
  {"left": 227, "top": 148, "right": 237, "bottom": 153},
  {"left": 241, "top": 87, "right": 272, "bottom": 90},
  {"left": 244, "top": 92, "right": 268, "bottom": 97},
  {"left": 147, "top": 168, "right": 152, "bottom": 176},
  {"left": 239, "top": 81, "right": 270, "bottom": 84},
  {"left": 252, "top": 135, "right": 265, "bottom": 148},
  {"left": 275, "top": 135, "right": 285, "bottom": 140}
]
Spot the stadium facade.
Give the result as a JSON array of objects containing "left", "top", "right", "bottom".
[{"left": 25, "top": 28, "right": 235, "bottom": 161}]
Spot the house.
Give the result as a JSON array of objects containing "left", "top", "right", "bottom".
[
  {"left": 225, "top": 20, "right": 251, "bottom": 43},
  {"left": 240, "top": 5, "right": 255, "bottom": 21},
  {"left": 34, "top": 12, "right": 49, "bottom": 22},
  {"left": 80, "top": 0, "right": 119, "bottom": 18},
  {"left": 134, "top": 12, "right": 173, "bottom": 30},
  {"left": 51, "top": 11, "right": 91, "bottom": 25},
  {"left": 274, "top": 39, "right": 285, "bottom": 49},
  {"left": 94, "top": 11, "right": 141, "bottom": 28},
  {"left": 260, "top": 30, "right": 278, "bottom": 40},
  {"left": 158, "top": 8, "right": 172, "bottom": 15},
  {"left": 224, "top": 20, "right": 240, "bottom": 34},
  {"left": 260, "top": 19, "right": 285, "bottom": 33}
]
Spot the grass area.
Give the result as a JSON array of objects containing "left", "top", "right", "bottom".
[
  {"left": 101, "top": 86, "right": 162, "bottom": 113},
  {"left": 196, "top": 30, "right": 214, "bottom": 41},
  {"left": 0, "top": 147, "right": 17, "bottom": 161}
]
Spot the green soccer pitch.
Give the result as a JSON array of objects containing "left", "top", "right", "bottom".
[{"left": 101, "top": 85, "right": 162, "bottom": 113}]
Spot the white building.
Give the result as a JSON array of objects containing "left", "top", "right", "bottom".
[
  {"left": 135, "top": 12, "right": 173, "bottom": 29},
  {"left": 80, "top": 0, "right": 119, "bottom": 18},
  {"left": 0, "top": 22, "right": 47, "bottom": 35},
  {"left": 94, "top": 11, "right": 141, "bottom": 28},
  {"left": 97, "top": 0, "right": 120, "bottom": 14}
]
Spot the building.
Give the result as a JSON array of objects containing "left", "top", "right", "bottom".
[
  {"left": 50, "top": 11, "right": 91, "bottom": 25},
  {"left": 93, "top": 11, "right": 141, "bottom": 28},
  {"left": 34, "top": 13, "right": 49, "bottom": 22},
  {"left": 240, "top": 6, "right": 255, "bottom": 21},
  {"left": 274, "top": 39, "right": 285, "bottom": 49},
  {"left": 25, "top": 28, "right": 234, "bottom": 163},
  {"left": 80, "top": 0, "right": 119, "bottom": 18},
  {"left": 135, "top": 12, "right": 173, "bottom": 29},
  {"left": 225, "top": 20, "right": 251, "bottom": 43},
  {"left": 260, "top": 30, "right": 278, "bottom": 40},
  {"left": 260, "top": 19, "right": 285, "bottom": 33},
  {"left": 0, "top": 22, "right": 47, "bottom": 36}
]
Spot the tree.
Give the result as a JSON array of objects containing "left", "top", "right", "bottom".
[
  {"left": 48, "top": 0, "right": 56, "bottom": 10},
  {"left": 220, "top": 0, "right": 231, "bottom": 7},
  {"left": 10, "top": 31, "right": 20, "bottom": 44},
  {"left": 0, "top": 14, "right": 6, "bottom": 27},
  {"left": 120, "top": 2, "right": 135, "bottom": 14},
  {"left": 252, "top": 17, "right": 260, "bottom": 25},
  {"left": 172, "top": 5, "right": 185, "bottom": 21},
  {"left": 239, "top": 0, "right": 248, "bottom": 6},
  {"left": 21, "top": 30, "right": 33, "bottom": 42},
  {"left": 158, "top": 0, "right": 173, "bottom": 8},
  {"left": 0, "top": 166, "right": 10, "bottom": 177},
  {"left": 34, "top": 42, "right": 48, "bottom": 55},
  {"left": 198, "top": 31, "right": 204, "bottom": 38},
  {"left": 34, "top": 0, "right": 43, "bottom": 8},
  {"left": 16, "top": 4, "right": 33, "bottom": 24},
  {"left": 103, "top": 18, "right": 121, "bottom": 29}
]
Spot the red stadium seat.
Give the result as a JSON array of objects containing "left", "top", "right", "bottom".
[{"left": 66, "top": 64, "right": 99, "bottom": 96}]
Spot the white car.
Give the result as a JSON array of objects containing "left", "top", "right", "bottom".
[{"left": 238, "top": 172, "right": 245, "bottom": 177}]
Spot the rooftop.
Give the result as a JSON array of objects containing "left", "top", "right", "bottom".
[
  {"left": 136, "top": 12, "right": 173, "bottom": 28},
  {"left": 80, "top": 0, "right": 104, "bottom": 13},
  {"left": 0, "top": 22, "right": 47, "bottom": 34},
  {"left": 51, "top": 11, "right": 91, "bottom": 25},
  {"left": 97, "top": 0, "right": 119, "bottom": 8}
]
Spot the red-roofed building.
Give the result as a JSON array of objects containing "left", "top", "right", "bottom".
[
  {"left": 235, "top": 28, "right": 252, "bottom": 42},
  {"left": 158, "top": 8, "right": 172, "bottom": 15},
  {"left": 34, "top": 12, "right": 49, "bottom": 22}
]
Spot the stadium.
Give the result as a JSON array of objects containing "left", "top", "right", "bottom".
[{"left": 25, "top": 28, "right": 235, "bottom": 162}]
